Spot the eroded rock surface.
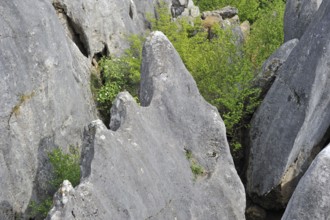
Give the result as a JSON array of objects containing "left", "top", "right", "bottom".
[
  {"left": 247, "top": 0, "right": 330, "bottom": 209},
  {"left": 47, "top": 31, "right": 246, "bottom": 220},
  {"left": 0, "top": 0, "right": 96, "bottom": 218},
  {"left": 282, "top": 144, "right": 330, "bottom": 220},
  {"left": 284, "top": 0, "right": 322, "bottom": 41},
  {"left": 52, "top": 0, "right": 198, "bottom": 57}
]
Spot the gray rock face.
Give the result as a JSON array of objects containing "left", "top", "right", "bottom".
[
  {"left": 0, "top": 0, "right": 96, "bottom": 218},
  {"left": 53, "top": 0, "right": 199, "bottom": 57},
  {"left": 201, "top": 6, "right": 238, "bottom": 19},
  {"left": 47, "top": 31, "right": 246, "bottom": 220},
  {"left": 282, "top": 144, "right": 330, "bottom": 220},
  {"left": 171, "top": 0, "right": 199, "bottom": 18},
  {"left": 47, "top": 180, "right": 75, "bottom": 220},
  {"left": 284, "top": 0, "right": 322, "bottom": 41},
  {"left": 52, "top": 0, "right": 164, "bottom": 57},
  {"left": 247, "top": 0, "right": 330, "bottom": 209},
  {"left": 254, "top": 38, "right": 299, "bottom": 98}
]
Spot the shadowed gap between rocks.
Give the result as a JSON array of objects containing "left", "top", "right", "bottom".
[{"left": 52, "top": 2, "right": 89, "bottom": 57}]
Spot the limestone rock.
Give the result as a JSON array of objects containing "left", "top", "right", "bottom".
[
  {"left": 52, "top": 0, "right": 199, "bottom": 57},
  {"left": 254, "top": 38, "right": 299, "bottom": 98},
  {"left": 282, "top": 144, "right": 330, "bottom": 220},
  {"left": 0, "top": 0, "right": 96, "bottom": 218},
  {"left": 52, "top": 0, "right": 169, "bottom": 57},
  {"left": 247, "top": 0, "right": 330, "bottom": 209},
  {"left": 284, "top": 0, "right": 322, "bottom": 41},
  {"left": 171, "top": 0, "right": 200, "bottom": 18},
  {"left": 46, "top": 180, "right": 75, "bottom": 220},
  {"left": 201, "top": 6, "right": 238, "bottom": 19},
  {"left": 201, "top": 6, "right": 243, "bottom": 44},
  {"left": 47, "top": 31, "right": 246, "bottom": 219}
]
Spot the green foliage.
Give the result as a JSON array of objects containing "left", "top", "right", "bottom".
[
  {"left": 95, "top": 35, "right": 143, "bottom": 119},
  {"left": 28, "top": 146, "right": 81, "bottom": 219},
  {"left": 48, "top": 146, "right": 81, "bottom": 188},
  {"left": 150, "top": 4, "right": 261, "bottom": 147},
  {"left": 244, "top": 0, "right": 285, "bottom": 70},
  {"left": 185, "top": 149, "right": 205, "bottom": 178},
  {"left": 190, "top": 162, "right": 205, "bottom": 177},
  {"left": 193, "top": 0, "right": 285, "bottom": 24},
  {"left": 28, "top": 198, "right": 53, "bottom": 220},
  {"left": 91, "top": 0, "right": 284, "bottom": 151}
]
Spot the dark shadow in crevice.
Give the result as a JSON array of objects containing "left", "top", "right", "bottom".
[
  {"left": 80, "top": 124, "right": 96, "bottom": 179},
  {"left": 52, "top": 2, "right": 90, "bottom": 57},
  {"left": 66, "top": 16, "right": 90, "bottom": 57},
  {"left": 92, "top": 44, "right": 109, "bottom": 66},
  {"left": 129, "top": 4, "right": 134, "bottom": 20}
]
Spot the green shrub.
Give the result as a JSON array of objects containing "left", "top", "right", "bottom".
[
  {"left": 95, "top": 35, "right": 143, "bottom": 121},
  {"left": 193, "top": 0, "right": 285, "bottom": 24},
  {"left": 244, "top": 0, "right": 285, "bottom": 70},
  {"left": 28, "top": 198, "right": 53, "bottom": 220},
  {"left": 150, "top": 4, "right": 260, "bottom": 148},
  {"left": 91, "top": 0, "right": 284, "bottom": 151},
  {"left": 28, "top": 146, "right": 81, "bottom": 219},
  {"left": 48, "top": 146, "right": 81, "bottom": 188}
]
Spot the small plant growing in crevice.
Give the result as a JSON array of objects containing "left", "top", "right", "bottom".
[
  {"left": 28, "top": 146, "right": 81, "bottom": 219},
  {"left": 91, "top": 35, "right": 144, "bottom": 125},
  {"left": 27, "top": 198, "right": 53, "bottom": 220},
  {"left": 48, "top": 145, "right": 81, "bottom": 188},
  {"left": 10, "top": 91, "right": 35, "bottom": 117},
  {"left": 185, "top": 149, "right": 206, "bottom": 179}
]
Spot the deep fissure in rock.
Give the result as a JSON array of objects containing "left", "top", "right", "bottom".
[{"left": 52, "top": 2, "right": 89, "bottom": 57}]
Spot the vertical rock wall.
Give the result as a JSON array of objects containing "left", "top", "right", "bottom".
[{"left": 0, "top": 0, "right": 96, "bottom": 218}]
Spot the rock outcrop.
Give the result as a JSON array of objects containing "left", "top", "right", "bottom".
[
  {"left": 201, "top": 6, "right": 244, "bottom": 43},
  {"left": 284, "top": 0, "right": 322, "bottom": 41},
  {"left": 171, "top": 0, "right": 200, "bottom": 18},
  {"left": 0, "top": 0, "right": 96, "bottom": 218},
  {"left": 282, "top": 144, "right": 330, "bottom": 220},
  {"left": 47, "top": 31, "right": 246, "bottom": 220},
  {"left": 247, "top": 0, "right": 330, "bottom": 209},
  {"left": 254, "top": 38, "right": 299, "bottom": 98},
  {"left": 52, "top": 0, "right": 199, "bottom": 58}
]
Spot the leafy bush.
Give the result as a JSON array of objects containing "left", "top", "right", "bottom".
[
  {"left": 95, "top": 35, "right": 143, "bottom": 122},
  {"left": 28, "top": 198, "right": 53, "bottom": 220},
  {"left": 91, "top": 0, "right": 284, "bottom": 151},
  {"left": 150, "top": 4, "right": 260, "bottom": 147},
  {"left": 244, "top": 0, "right": 285, "bottom": 70},
  {"left": 28, "top": 146, "right": 81, "bottom": 219},
  {"left": 193, "top": 0, "right": 285, "bottom": 24},
  {"left": 48, "top": 146, "right": 81, "bottom": 188}
]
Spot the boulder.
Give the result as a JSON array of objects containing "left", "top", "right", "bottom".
[
  {"left": 0, "top": 0, "right": 96, "bottom": 218},
  {"left": 254, "top": 38, "right": 299, "bottom": 98},
  {"left": 284, "top": 0, "right": 322, "bottom": 41},
  {"left": 282, "top": 144, "right": 330, "bottom": 220},
  {"left": 247, "top": 0, "right": 330, "bottom": 209},
  {"left": 47, "top": 31, "right": 246, "bottom": 219},
  {"left": 171, "top": 0, "right": 200, "bottom": 18},
  {"left": 201, "top": 6, "right": 238, "bottom": 20}
]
